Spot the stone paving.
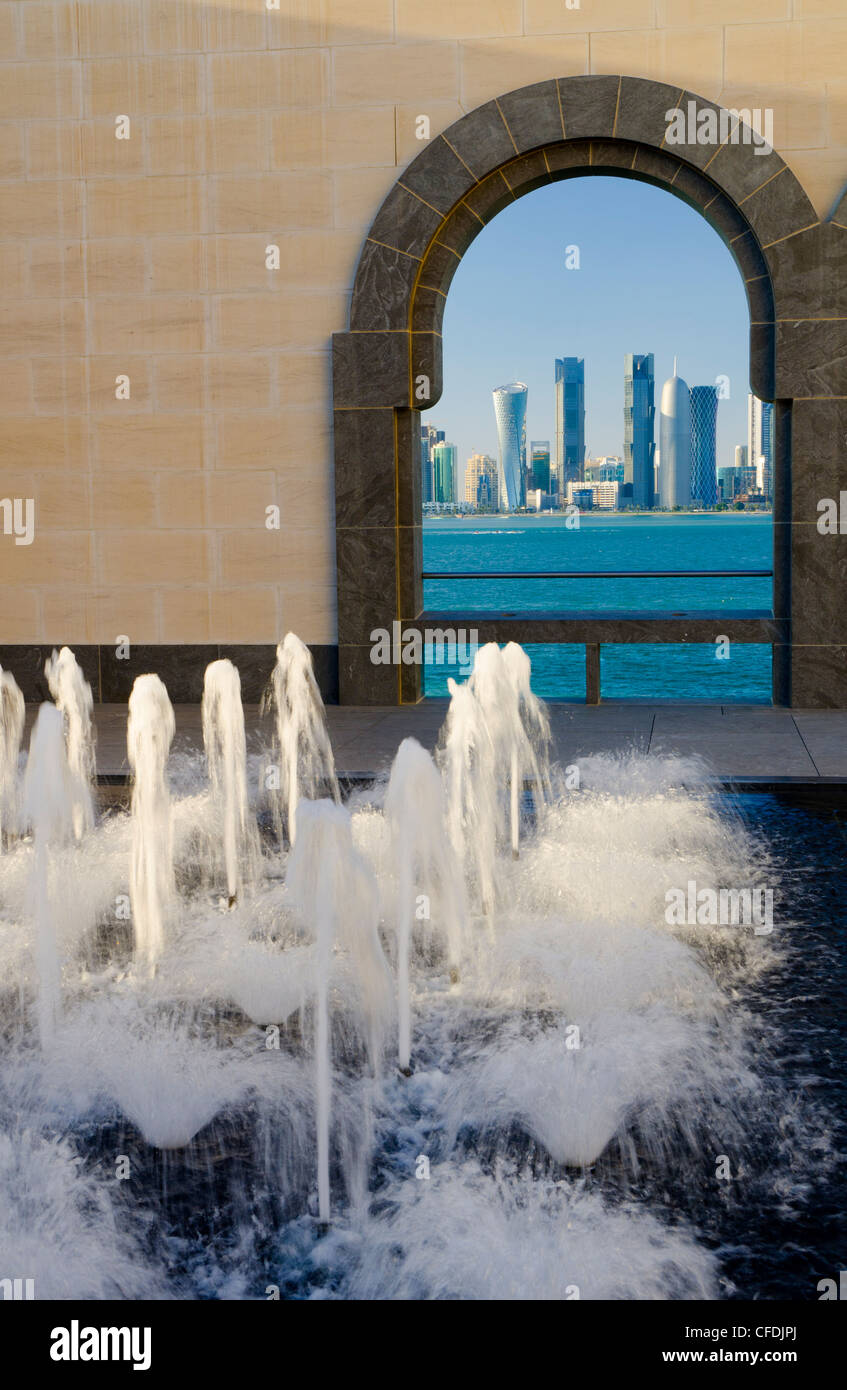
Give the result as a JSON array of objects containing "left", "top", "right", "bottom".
[{"left": 23, "top": 702, "right": 847, "bottom": 784}]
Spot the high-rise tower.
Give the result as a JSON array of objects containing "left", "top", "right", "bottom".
[
  {"left": 529, "top": 441, "right": 551, "bottom": 493},
  {"left": 747, "top": 394, "right": 774, "bottom": 501},
  {"left": 420, "top": 423, "right": 444, "bottom": 505},
  {"left": 689, "top": 385, "right": 719, "bottom": 507},
  {"left": 431, "top": 441, "right": 457, "bottom": 506},
  {"left": 623, "top": 354, "right": 655, "bottom": 508},
  {"left": 492, "top": 382, "right": 528, "bottom": 510},
  {"left": 465, "top": 452, "right": 498, "bottom": 509},
  {"left": 658, "top": 359, "right": 692, "bottom": 509},
  {"left": 554, "top": 358, "right": 585, "bottom": 491}
]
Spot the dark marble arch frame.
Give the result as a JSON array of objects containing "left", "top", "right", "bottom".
[{"left": 333, "top": 74, "right": 847, "bottom": 707}]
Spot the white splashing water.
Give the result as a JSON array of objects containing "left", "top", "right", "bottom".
[
  {"left": 262, "top": 633, "right": 338, "bottom": 845},
  {"left": 439, "top": 642, "right": 553, "bottom": 908},
  {"left": 0, "top": 1126, "right": 166, "bottom": 1298},
  {"left": 127, "top": 675, "right": 175, "bottom": 972},
  {"left": 468, "top": 642, "right": 552, "bottom": 857},
  {"left": 0, "top": 638, "right": 830, "bottom": 1300},
  {"left": 22, "top": 703, "right": 76, "bottom": 1049},
  {"left": 287, "top": 799, "right": 392, "bottom": 1221},
  {"left": 439, "top": 676, "right": 499, "bottom": 916},
  {"left": 385, "top": 738, "right": 465, "bottom": 1069},
  {"left": 0, "top": 666, "right": 24, "bottom": 848},
  {"left": 501, "top": 639, "right": 553, "bottom": 811},
  {"left": 335, "top": 1160, "right": 717, "bottom": 1300},
  {"left": 202, "top": 658, "right": 258, "bottom": 905},
  {"left": 44, "top": 646, "right": 95, "bottom": 841}
]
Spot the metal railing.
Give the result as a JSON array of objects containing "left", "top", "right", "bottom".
[
  {"left": 419, "top": 568, "right": 777, "bottom": 703},
  {"left": 423, "top": 570, "right": 773, "bottom": 579}
]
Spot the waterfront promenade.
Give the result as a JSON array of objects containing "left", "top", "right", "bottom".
[{"left": 28, "top": 703, "right": 847, "bottom": 787}]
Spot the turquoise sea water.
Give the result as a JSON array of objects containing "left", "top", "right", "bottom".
[{"left": 422, "top": 513, "right": 774, "bottom": 700}]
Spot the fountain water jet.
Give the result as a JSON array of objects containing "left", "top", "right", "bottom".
[
  {"left": 45, "top": 646, "right": 95, "bottom": 841},
  {"left": 467, "top": 643, "right": 552, "bottom": 859},
  {"left": 127, "top": 675, "right": 175, "bottom": 972},
  {"left": 22, "top": 703, "right": 76, "bottom": 1048},
  {"left": 502, "top": 640, "right": 552, "bottom": 805},
  {"left": 262, "top": 634, "right": 338, "bottom": 846},
  {"left": 385, "top": 738, "right": 466, "bottom": 1069},
  {"left": 202, "top": 659, "right": 258, "bottom": 905},
  {"left": 287, "top": 798, "right": 392, "bottom": 1221},
  {"left": 439, "top": 677, "right": 499, "bottom": 916},
  {"left": 0, "top": 632, "right": 823, "bottom": 1300},
  {"left": 0, "top": 666, "right": 24, "bottom": 849}
]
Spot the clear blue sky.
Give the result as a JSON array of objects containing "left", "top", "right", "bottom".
[{"left": 424, "top": 175, "right": 749, "bottom": 474}]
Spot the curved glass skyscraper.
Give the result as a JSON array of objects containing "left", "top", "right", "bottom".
[
  {"left": 690, "top": 385, "right": 719, "bottom": 507},
  {"left": 492, "top": 382, "right": 528, "bottom": 511}
]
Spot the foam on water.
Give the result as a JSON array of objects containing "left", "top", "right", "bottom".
[
  {"left": 319, "top": 1160, "right": 719, "bottom": 1300},
  {"left": 0, "top": 1126, "right": 165, "bottom": 1299}
]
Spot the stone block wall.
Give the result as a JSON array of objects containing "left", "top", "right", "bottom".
[{"left": 0, "top": 2, "right": 844, "bottom": 701}]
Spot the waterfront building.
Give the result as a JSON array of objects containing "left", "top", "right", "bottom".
[
  {"left": 747, "top": 395, "right": 774, "bottom": 503},
  {"left": 593, "top": 480, "right": 620, "bottom": 509},
  {"left": 717, "top": 466, "right": 739, "bottom": 501},
  {"left": 566, "top": 482, "right": 594, "bottom": 510},
  {"left": 420, "top": 423, "right": 445, "bottom": 505},
  {"left": 492, "top": 382, "right": 528, "bottom": 510},
  {"left": 623, "top": 353, "right": 655, "bottom": 507},
  {"left": 464, "top": 452, "right": 499, "bottom": 510},
  {"left": 689, "top": 385, "right": 719, "bottom": 507},
  {"left": 554, "top": 358, "right": 585, "bottom": 491},
  {"left": 584, "top": 456, "right": 624, "bottom": 484},
  {"left": 530, "top": 440, "right": 552, "bottom": 494},
  {"left": 431, "top": 440, "right": 457, "bottom": 506},
  {"left": 566, "top": 480, "right": 621, "bottom": 509},
  {"left": 657, "top": 359, "right": 692, "bottom": 508}
]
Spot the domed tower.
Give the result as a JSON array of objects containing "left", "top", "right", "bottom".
[{"left": 658, "top": 359, "right": 692, "bottom": 509}]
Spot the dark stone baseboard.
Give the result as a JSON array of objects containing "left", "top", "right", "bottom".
[{"left": 0, "top": 644, "right": 340, "bottom": 706}]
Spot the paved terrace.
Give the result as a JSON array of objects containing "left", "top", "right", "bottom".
[{"left": 22, "top": 703, "right": 847, "bottom": 785}]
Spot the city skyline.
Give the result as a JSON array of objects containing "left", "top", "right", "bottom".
[
  {"left": 424, "top": 177, "right": 749, "bottom": 469},
  {"left": 426, "top": 360, "right": 771, "bottom": 512}
]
